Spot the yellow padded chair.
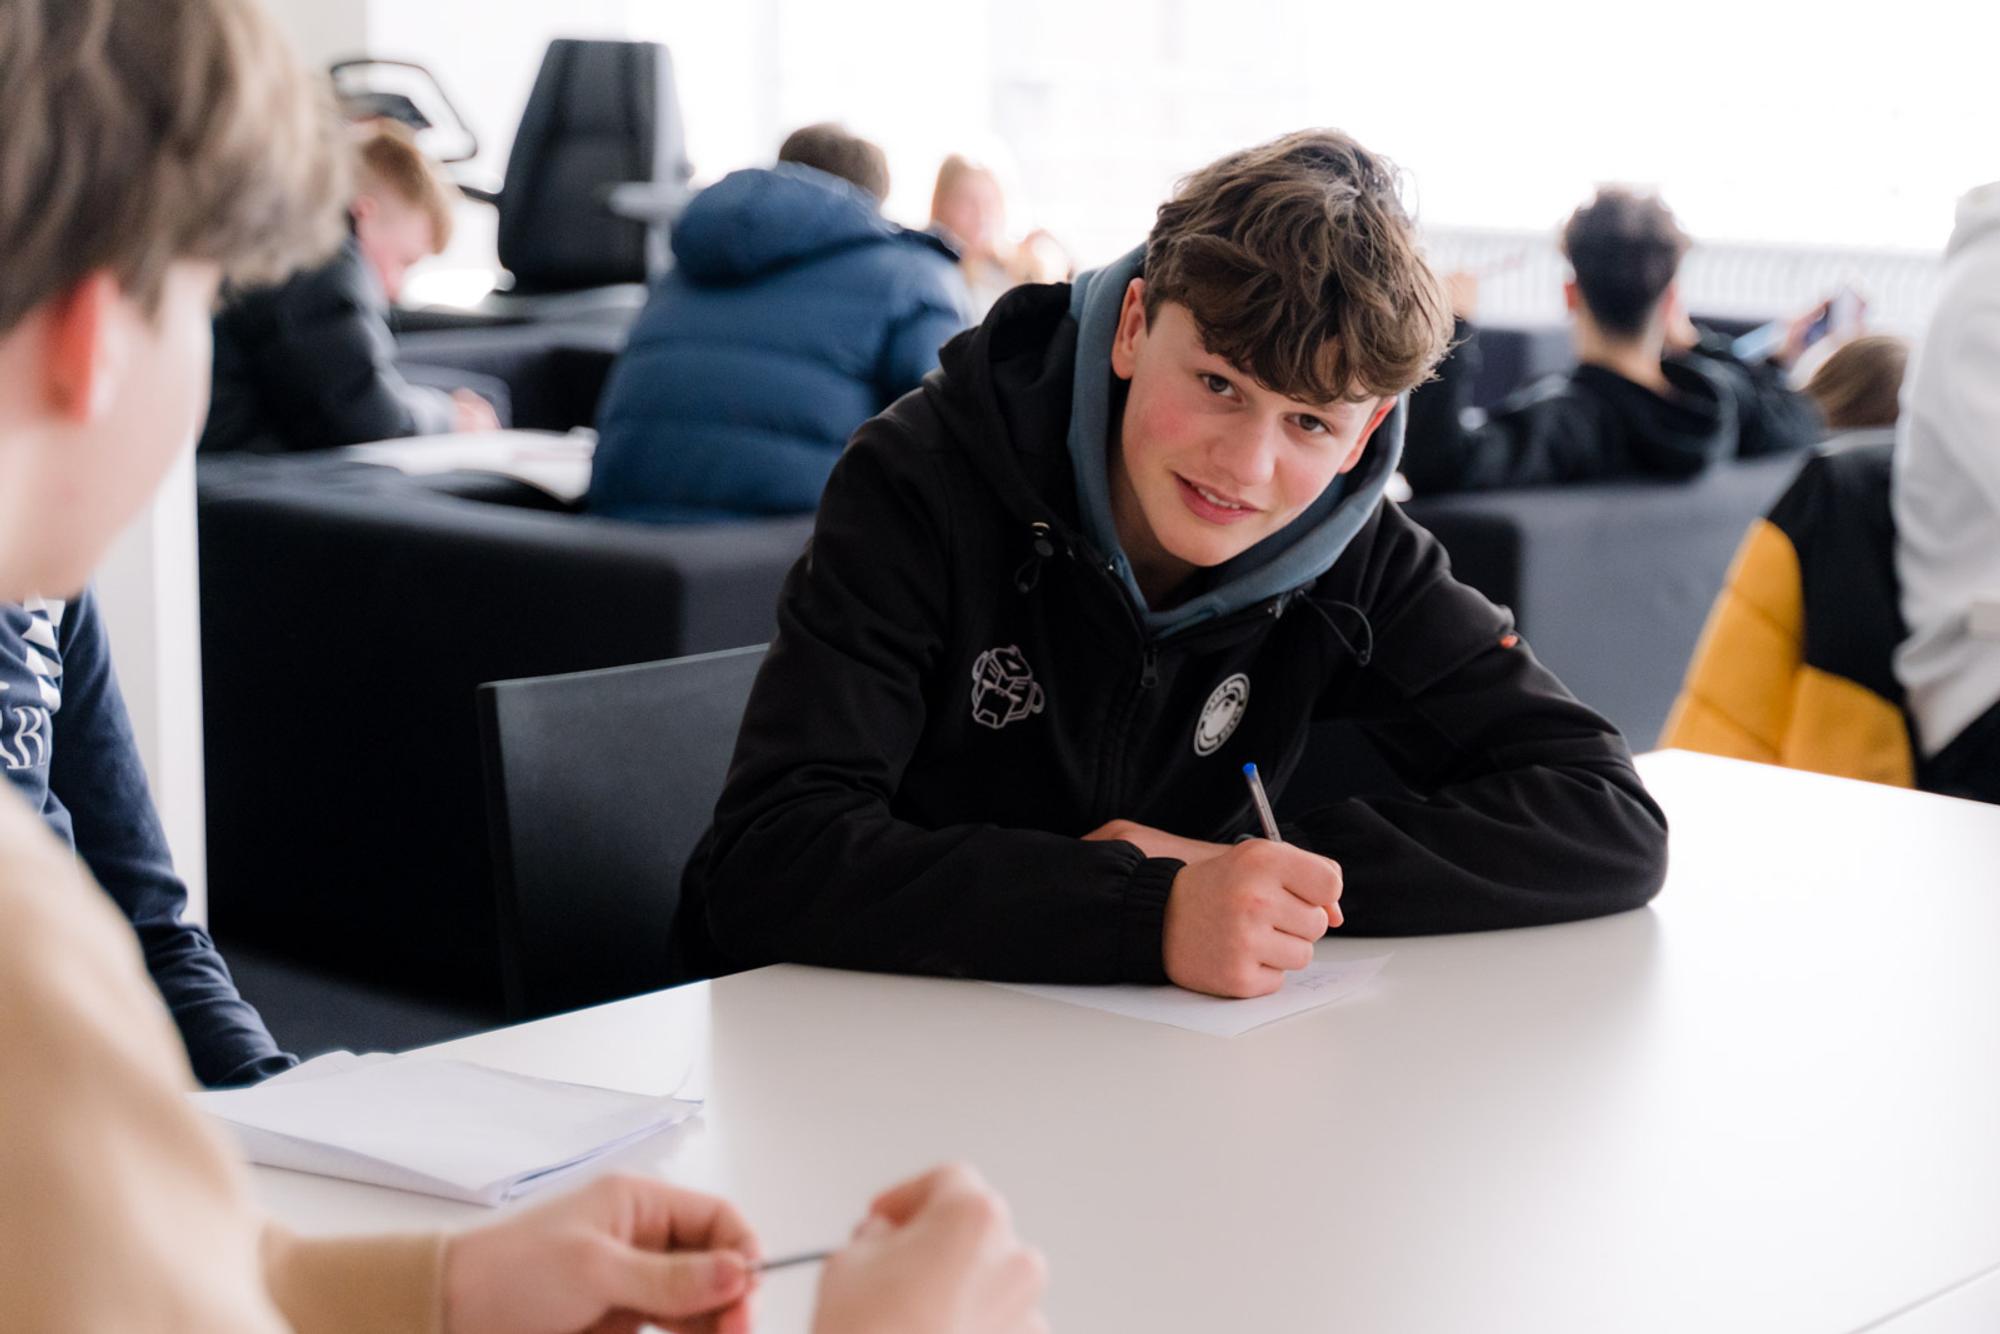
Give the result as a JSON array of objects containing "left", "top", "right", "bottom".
[{"left": 1662, "top": 443, "right": 1915, "bottom": 786}]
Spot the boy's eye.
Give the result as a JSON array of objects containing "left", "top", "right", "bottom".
[
  {"left": 1295, "top": 414, "right": 1330, "bottom": 435},
  {"left": 1200, "top": 373, "right": 1234, "bottom": 396}
]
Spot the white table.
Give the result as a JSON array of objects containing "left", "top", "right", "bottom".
[{"left": 254, "top": 752, "right": 2000, "bottom": 1332}]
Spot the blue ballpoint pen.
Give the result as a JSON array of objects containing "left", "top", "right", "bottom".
[{"left": 1242, "top": 762, "right": 1282, "bottom": 843}]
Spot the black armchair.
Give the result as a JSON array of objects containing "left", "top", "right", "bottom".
[{"left": 198, "top": 455, "right": 810, "bottom": 1010}]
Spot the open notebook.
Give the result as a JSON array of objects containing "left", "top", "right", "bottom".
[{"left": 193, "top": 1051, "right": 700, "bottom": 1205}]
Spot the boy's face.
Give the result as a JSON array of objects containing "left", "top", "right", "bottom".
[
  {"left": 934, "top": 172, "right": 1005, "bottom": 261},
  {"left": 352, "top": 191, "right": 436, "bottom": 303},
  {"left": 0, "top": 262, "right": 221, "bottom": 600},
  {"left": 1108, "top": 280, "right": 1393, "bottom": 583}
]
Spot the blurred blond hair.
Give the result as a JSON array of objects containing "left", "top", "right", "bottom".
[{"left": 0, "top": 0, "right": 347, "bottom": 332}]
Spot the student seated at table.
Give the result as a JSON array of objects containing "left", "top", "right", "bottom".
[
  {"left": 198, "top": 120, "right": 504, "bottom": 455},
  {"left": 0, "top": 3, "right": 1044, "bottom": 1330},
  {"left": 681, "top": 130, "right": 1670, "bottom": 1000},
  {"left": 1399, "top": 188, "right": 1825, "bottom": 495},
  {"left": 929, "top": 152, "right": 1072, "bottom": 319},
  {"left": 586, "top": 124, "right": 971, "bottom": 522},
  {"left": 1895, "top": 180, "right": 2000, "bottom": 805},
  {"left": 0, "top": 591, "right": 292, "bottom": 1086}
]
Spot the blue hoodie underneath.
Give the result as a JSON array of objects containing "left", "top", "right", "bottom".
[
  {"left": 1063, "top": 246, "right": 1407, "bottom": 638},
  {"left": 589, "top": 164, "right": 972, "bottom": 523},
  {"left": 0, "top": 591, "right": 293, "bottom": 1087}
]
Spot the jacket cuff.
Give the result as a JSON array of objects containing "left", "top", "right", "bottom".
[
  {"left": 1118, "top": 857, "right": 1181, "bottom": 984},
  {"left": 262, "top": 1225, "right": 447, "bottom": 1334}
]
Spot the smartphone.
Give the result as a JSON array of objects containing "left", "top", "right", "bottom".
[{"left": 1732, "top": 287, "right": 1860, "bottom": 363}]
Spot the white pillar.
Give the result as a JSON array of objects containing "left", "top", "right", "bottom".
[{"left": 94, "top": 451, "right": 208, "bottom": 920}]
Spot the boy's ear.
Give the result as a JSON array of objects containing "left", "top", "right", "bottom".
[
  {"left": 1335, "top": 397, "right": 1398, "bottom": 475},
  {"left": 43, "top": 272, "right": 124, "bottom": 424},
  {"left": 1562, "top": 280, "right": 1580, "bottom": 314},
  {"left": 1109, "top": 277, "right": 1147, "bottom": 380}
]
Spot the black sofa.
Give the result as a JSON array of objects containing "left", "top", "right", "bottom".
[
  {"left": 198, "top": 453, "right": 812, "bottom": 1014},
  {"left": 391, "top": 321, "right": 625, "bottom": 433}
]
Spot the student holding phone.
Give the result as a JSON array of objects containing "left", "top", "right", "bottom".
[{"left": 1401, "top": 189, "right": 1828, "bottom": 494}]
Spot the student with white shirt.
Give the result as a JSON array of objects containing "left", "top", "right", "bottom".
[{"left": 1894, "top": 181, "right": 2000, "bottom": 804}]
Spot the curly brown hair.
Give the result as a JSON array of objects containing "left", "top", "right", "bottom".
[{"left": 1142, "top": 130, "right": 1452, "bottom": 404}]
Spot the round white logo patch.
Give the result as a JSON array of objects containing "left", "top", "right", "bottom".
[{"left": 1193, "top": 673, "right": 1250, "bottom": 756}]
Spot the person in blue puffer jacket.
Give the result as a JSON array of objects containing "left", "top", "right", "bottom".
[{"left": 588, "top": 124, "right": 973, "bottom": 522}]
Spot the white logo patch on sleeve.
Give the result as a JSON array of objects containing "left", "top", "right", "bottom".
[
  {"left": 1194, "top": 672, "right": 1250, "bottom": 756},
  {"left": 970, "top": 645, "right": 1045, "bottom": 730}
]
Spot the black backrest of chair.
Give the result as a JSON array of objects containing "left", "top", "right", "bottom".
[
  {"left": 1467, "top": 324, "right": 1575, "bottom": 410},
  {"left": 1405, "top": 455, "right": 1802, "bottom": 747},
  {"left": 478, "top": 645, "right": 766, "bottom": 1020},
  {"left": 498, "top": 39, "right": 687, "bottom": 293}
]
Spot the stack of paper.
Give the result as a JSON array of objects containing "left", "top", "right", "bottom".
[
  {"left": 340, "top": 429, "right": 596, "bottom": 503},
  {"left": 193, "top": 1052, "right": 700, "bottom": 1205}
]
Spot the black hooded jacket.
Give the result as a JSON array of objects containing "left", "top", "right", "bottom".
[
  {"left": 680, "top": 284, "right": 1669, "bottom": 984},
  {"left": 199, "top": 236, "right": 455, "bottom": 455},
  {"left": 1400, "top": 318, "right": 1822, "bottom": 495}
]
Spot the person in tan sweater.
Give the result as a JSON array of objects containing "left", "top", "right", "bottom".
[{"left": 0, "top": 2, "right": 1048, "bottom": 1331}]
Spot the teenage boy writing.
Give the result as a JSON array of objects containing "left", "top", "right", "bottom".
[
  {"left": 684, "top": 131, "right": 1669, "bottom": 997},
  {"left": 0, "top": 0, "right": 1043, "bottom": 1329}
]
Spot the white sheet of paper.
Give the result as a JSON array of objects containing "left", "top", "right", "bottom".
[
  {"left": 993, "top": 955, "right": 1389, "bottom": 1037},
  {"left": 193, "top": 1053, "right": 698, "bottom": 1205},
  {"left": 340, "top": 429, "right": 595, "bottom": 503}
]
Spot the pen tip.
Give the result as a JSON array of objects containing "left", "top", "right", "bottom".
[{"left": 1242, "top": 762, "right": 1257, "bottom": 777}]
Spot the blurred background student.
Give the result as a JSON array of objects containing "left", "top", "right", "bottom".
[{"left": 200, "top": 120, "right": 504, "bottom": 455}]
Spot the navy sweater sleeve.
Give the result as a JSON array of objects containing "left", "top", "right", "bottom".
[
  {"left": 697, "top": 423, "right": 1181, "bottom": 984},
  {"left": 1400, "top": 320, "right": 1607, "bottom": 494},
  {"left": 46, "top": 594, "right": 294, "bottom": 1087}
]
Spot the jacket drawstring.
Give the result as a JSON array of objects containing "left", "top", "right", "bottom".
[
  {"left": 1013, "top": 521, "right": 1057, "bottom": 593},
  {"left": 1296, "top": 596, "right": 1375, "bottom": 668}
]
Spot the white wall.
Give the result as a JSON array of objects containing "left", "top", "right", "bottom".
[
  {"left": 94, "top": 452, "right": 207, "bottom": 919},
  {"left": 260, "top": 0, "right": 368, "bottom": 67}
]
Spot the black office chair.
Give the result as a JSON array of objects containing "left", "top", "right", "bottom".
[
  {"left": 395, "top": 38, "right": 694, "bottom": 333},
  {"left": 476, "top": 645, "right": 766, "bottom": 1021},
  {"left": 494, "top": 38, "right": 690, "bottom": 299}
]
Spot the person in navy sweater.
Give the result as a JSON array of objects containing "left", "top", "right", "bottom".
[
  {"left": 0, "top": 591, "right": 292, "bottom": 1086},
  {"left": 588, "top": 123, "right": 972, "bottom": 522}
]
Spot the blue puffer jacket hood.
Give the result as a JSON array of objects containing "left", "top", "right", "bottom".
[{"left": 671, "top": 163, "right": 957, "bottom": 285}]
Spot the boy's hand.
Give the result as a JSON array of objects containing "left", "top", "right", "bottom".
[
  {"left": 442, "top": 1174, "right": 759, "bottom": 1334},
  {"left": 1083, "top": 818, "right": 1230, "bottom": 866},
  {"left": 813, "top": 1164, "right": 1047, "bottom": 1334},
  {"left": 1161, "top": 840, "right": 1343, "bottom": 997},
  {"left": 451, "top": 388, "right": 501, "bottom": 433}
]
